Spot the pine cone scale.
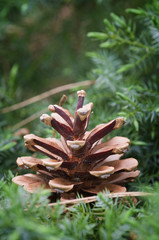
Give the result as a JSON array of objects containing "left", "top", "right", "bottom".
[
  {"left": 48, "top": 104, "right": 74, "bottom": 127},
  {"left": 82, "top": 182, "right": 127, "bottom": 194}
]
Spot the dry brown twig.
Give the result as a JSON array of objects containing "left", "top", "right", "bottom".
[
  {"left": 1, "top": 80, "right": 94, "bottom": 113},
  {"left": 12, "top": 95, "right": 67, "bottom": 131},
  {"left": 8, "top": 80, "right": 94, "bottom": 130},
  {"left": 48, "top": 192, "right": 152, "bottom": 207},
  {"left": 12, "top": 108, "right": 48, "bottom": 130}
]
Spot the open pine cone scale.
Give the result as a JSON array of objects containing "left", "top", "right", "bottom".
[{"left": 12, "top": 90, "right": 140, "bottom": 202}]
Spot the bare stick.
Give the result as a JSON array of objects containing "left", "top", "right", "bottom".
[
  {"left": 48, "top": 192, "right": 152, "bottom": 207},
  {"left": 12, "top": 108, "right": 48, "bottom": 130},
  {"left": 59, "top": 94, "right": 67, "bottom": 106},
  {"left": 1, "top": 80, "right": 94, "bottom": 113}
]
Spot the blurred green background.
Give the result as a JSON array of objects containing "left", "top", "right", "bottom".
[{"left": 0, "top": 0, "right": 148, "bottom": 100}]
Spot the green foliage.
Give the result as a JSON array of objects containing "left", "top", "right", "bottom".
[
  {"left": 1, "top": 175, "right": 159, "bottom": 240},
  {"left": 87, "top": 0, "right": 159, "bottom": 183},
  {"left": 0, "top": 175, "right": 60, "bottom": 240},
  {"left": 0, "top": 129, "right": 29, "bottom": 176},
  {"left": 0, "top": 0, "right": 109, "bottom": 103}
]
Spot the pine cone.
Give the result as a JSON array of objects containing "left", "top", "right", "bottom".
[{"left": 12, "top": 90, "right": 140, "bottom": 202}]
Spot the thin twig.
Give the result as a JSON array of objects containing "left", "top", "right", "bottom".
[
  {"left": 48, "top": 192, "right": 152, "bottom": 207},
  {"left": 59, "top": 94, "right": 67, "bottom": 106},
  {"left": 12, "top": 108, "right": 48, "bottom": 130},
  {"left": 1, "top": 80, "right": 94, "bottom": 113}
]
